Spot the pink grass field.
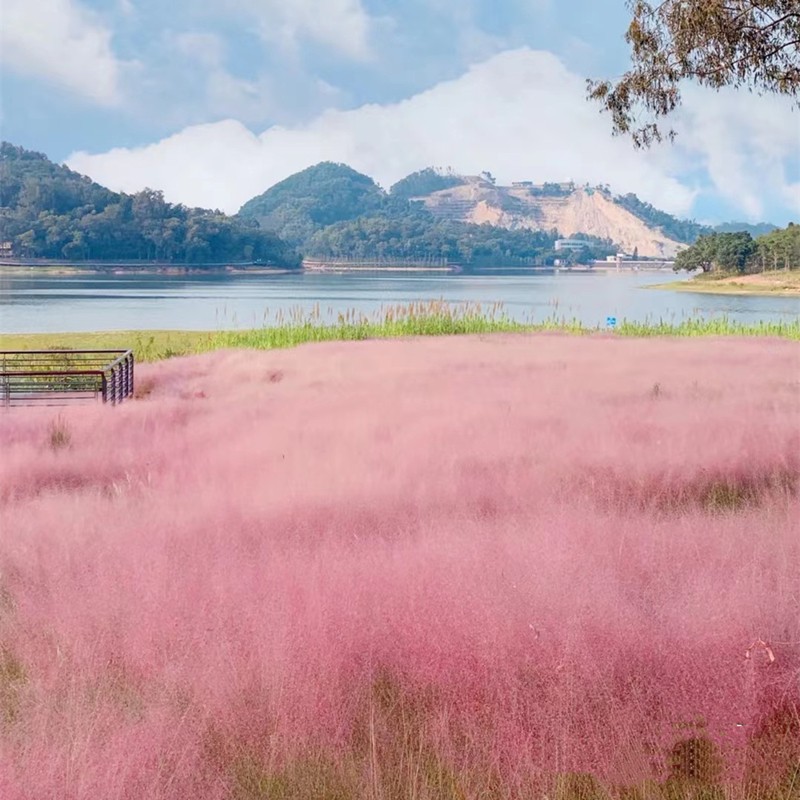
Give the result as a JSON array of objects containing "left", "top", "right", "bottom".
[{"left": 1, "top": 333, "right": 798, "bottom": 799}]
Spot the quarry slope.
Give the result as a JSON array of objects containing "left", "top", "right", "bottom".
[{"left": 419, "top": 178, "right": 683, "bottom": 259}]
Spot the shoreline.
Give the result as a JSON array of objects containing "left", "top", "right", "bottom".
[
  {"left": 648, "top": 282, "right": 800, "bottom": 297},
  {"left": 303, "top": 265, "right": 457, "bottom": 274},
  {"left": 0, "top": 264, "right": 679, "bottom": 278},
  {"left": 0, "top": 263, "right": 296, "bottom": 276},
  {"left": 648, "top": 270, "right": 800, "bottom": 297},
  {"left": 3, "top": 315, "right": 799, "bottom": 358}
]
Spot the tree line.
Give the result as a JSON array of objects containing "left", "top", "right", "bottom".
[
  {"left": 0, "top": 143, "right": 301, "bottom": 267},
  {"left": 674, "top": 224, "right": 799, "bottom": 273},
  {"left": 304, "top": 209, "right": 615, "bottom": 267},
  {"left": 388, "top": 168, "right": 465, "bottom": 200},
  {"left": 613, "top": 193, "right": 711, "bottom": 244}
]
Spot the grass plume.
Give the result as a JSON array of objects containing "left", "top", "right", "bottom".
[{"left": 0, "top": 333, "right": 798, "bottom": 798}]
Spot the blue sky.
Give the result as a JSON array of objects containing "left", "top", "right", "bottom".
[{"left": 1, "top": 0, "right": 798, "bottom": 222}]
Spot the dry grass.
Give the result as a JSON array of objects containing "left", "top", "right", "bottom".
[{"left": 652, "top": 270, "right": 800, "bottom": 297}]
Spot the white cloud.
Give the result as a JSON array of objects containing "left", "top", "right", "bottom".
[
  {"left": 171, "top": 31, "right": 273, "bottom": 120},
  {"left": 0, "top": 0, "right": 122, "bottom": 106},
  {"left": 174, "top": 32, "right": 225, "bottom": 69},
  {"left": 675, "top": 87, "right": 800, "bottom": 219},
  {"left": 66, "top": 49, "right": 798, "bottom": 220},
  {"left": 231, "top": 0, "right": 372, "bottom": 60}
]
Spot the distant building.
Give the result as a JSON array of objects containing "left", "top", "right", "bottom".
[
  {"left": 555, "top": 239, "right": 589, "bottom": 252},
  {"left": 0, "top": 241, "right": 13, "bottom": 257},
  {"left": 512, "top": 181, "right": 533, "bottom": 188}
]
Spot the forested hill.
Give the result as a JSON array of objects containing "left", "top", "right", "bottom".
[
  {"left": 713, "top": 221, "right": 778, "bottom": 237},
  {"left": 389, "top": 168, "right": 466, "bottom": 200},
  {"left": 238, "top": 162, "right": 389, "bottom": 248},
  {"left": 238, "top": 163, "right": 616, "bottom": 267},
  {"left": 244, "top": 164, "right": 772, "bottom": 262},
  {"left": 0, "top": 143, "right": 301, "bottom": 267},
  {"left": 611, "top": 193, "right": 711, "bottom": 244},
  {"left": 241, "top": 164, "right": 723, "bottom": 260}
]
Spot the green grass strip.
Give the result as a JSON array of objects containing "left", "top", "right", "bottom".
[{"left": 2, "top": 302, "right": 798, "bottom": 362}]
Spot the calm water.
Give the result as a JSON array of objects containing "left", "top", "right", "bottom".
[{"left": 1, "top": 270, "right": 798, "bottom": 334}]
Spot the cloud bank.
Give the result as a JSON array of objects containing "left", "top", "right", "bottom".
[
  {"left": 1, "top": 0, "right": 122, "bottom": 106},
  {"left": 231, "top": 0, "right": 372, "bottom": 59},
  {"left": 67, "top": 49, "right": 799, "bottom": 220}
]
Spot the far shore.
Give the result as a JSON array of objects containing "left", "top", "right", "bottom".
[
  {"left": 0, "top": 261, "right": 679, "bottom": 277},
  {"left": 648, "top": 270, "right": 800, "bottom": 297},
  {"left": 0, "top": 261, "right": 295, "bottom": 277}
]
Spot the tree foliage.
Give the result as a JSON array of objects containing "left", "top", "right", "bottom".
[
  {"left": 0, "top": 143, "right": 301, "bottom": 267},
  {"left": 674, "top": 223, "right": 799, "bottom": 272},
  {"left": 755, "top": 222, "right": 800, "bottom": 269},
  {"left": 528, "top": 182, "right": 576, "bottom": 198},
  {"left": 589, "top": 1, "right": 800, "bottom": 146},
  {"left": 305, "top": 212, "right": 615, "bottom": 267},
  {"left": 238, "top": 162, "right": 387, "bottom": 247},
  {"left": 389, "top": 167, "right": 465, "bottom": 199},
  {"left": 613, "top": 192, "right": 711, "bottom": 242}
]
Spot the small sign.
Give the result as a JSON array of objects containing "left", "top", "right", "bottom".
[{"left": 606, "top": 316, "right": 617, "bottom": 328}]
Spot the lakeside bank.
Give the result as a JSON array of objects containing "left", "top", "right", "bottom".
[
  {"left": 4, "top": 308, "right": 799, "bottom": 363},
  {"left": 0, "top": 260, "right": 668, "bottom": 276},
  {"left": 0, "top": 260, "right": 295, "bottom": 277},
  {"left": 649, "top": 269, "right": 800, "bottom": 297}
]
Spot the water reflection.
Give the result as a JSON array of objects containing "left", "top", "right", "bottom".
[{"left": 0, "top": 270, "right": 797, "bottom": 333}]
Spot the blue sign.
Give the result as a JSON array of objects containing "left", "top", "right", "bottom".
[{"left": 606, "top": 316, "right": 617, "bottom": 328}]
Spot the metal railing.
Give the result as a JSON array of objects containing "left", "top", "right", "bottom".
[{"left": 0, "top": 350, "right": 134, "bottom": 408}]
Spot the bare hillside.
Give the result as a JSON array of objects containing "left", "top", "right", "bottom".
[{"left": 419, "top": 178, "right": 683, "bottom": 259}]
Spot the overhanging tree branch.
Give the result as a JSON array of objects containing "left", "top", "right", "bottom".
[{"left": 588, "top": 0, "right": 800, "bottom": 147}]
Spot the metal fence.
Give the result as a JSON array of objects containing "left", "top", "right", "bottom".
[{"left": 0, "top": 350, "right": 134, "bottom": 408}]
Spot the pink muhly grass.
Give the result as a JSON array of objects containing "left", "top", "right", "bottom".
[{"left": 0, "top": 334, "right": 798, "bottom": 798}]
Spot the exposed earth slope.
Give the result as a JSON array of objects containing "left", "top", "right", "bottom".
[{"left": 418, "top": 177, "right": 684, "bottom": 259}]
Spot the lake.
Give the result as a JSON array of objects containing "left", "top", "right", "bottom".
[{"left": 1, "top": 269, "right": 798, "bottom": 334}]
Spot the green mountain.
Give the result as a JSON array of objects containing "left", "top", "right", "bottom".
[
  {"left": 238, "top": 163, "right": 615, "bottom": 268},
  {"left": 0, "top": 143, "right": 301, "bottom": 267},
  {"left": 238, "top": 162, "right": 387, "bottom": 248},
  {"left": 279, "top": 167, "right": 722, "bottom": 259},
  {"left": 713, "top": 221, "right": 778, "bottom": 237}
]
